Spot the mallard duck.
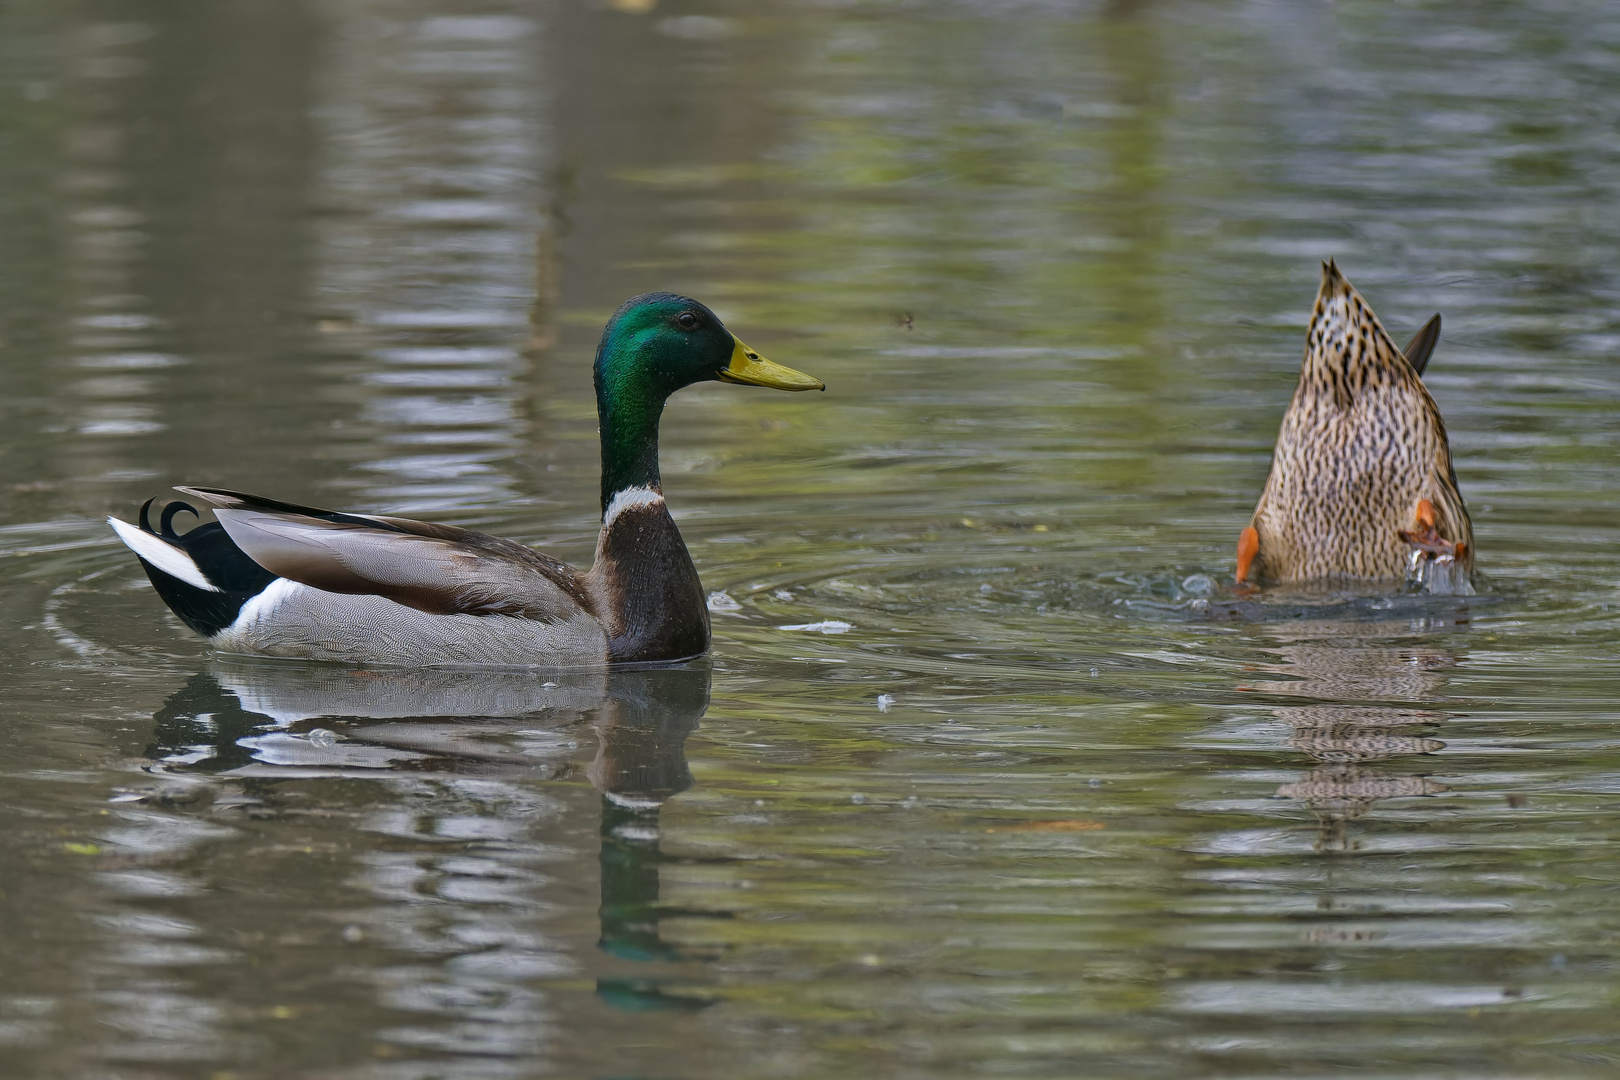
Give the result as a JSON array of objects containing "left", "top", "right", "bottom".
[
  {"left": 109, "top": 293, "right": 823, "bottom": 666},
  {"left": 1236, "top": 261, "right": 1474, "bottom": 594}
]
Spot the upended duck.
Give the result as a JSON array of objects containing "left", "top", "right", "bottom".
[
  {"left": 110, "top": 294, "right": 823, "bottom": 666},
  {"left": 1236, "top": 261, "right": 1474, "bottom": 594}
]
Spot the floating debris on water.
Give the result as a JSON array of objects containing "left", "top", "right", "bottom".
[
  {"left": 778, "top": 620, "right": 853, "bottom": 634},
  {"left": 706, "top": 591, "right": 742, "bottom": 612}
]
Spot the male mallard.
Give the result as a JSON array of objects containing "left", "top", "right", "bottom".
[
  {"left": 1236, "top": 261, "right": 1473, "bottom": 594},
  {"left": 109, "top": 294, "right": 823, "bottom": 666}
]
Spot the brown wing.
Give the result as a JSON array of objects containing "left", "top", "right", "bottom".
[{"left": 179, "top": 489, "right": 591, "bottom": 621}]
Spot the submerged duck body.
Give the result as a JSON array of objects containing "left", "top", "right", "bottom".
[
  {"left": 109, "top": 294, "right": 823, "bottom": 666},
  {"left": 1237, "top": 262, "right": 1474, "bottom": 594}
]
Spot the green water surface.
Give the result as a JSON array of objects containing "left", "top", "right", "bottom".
[{"left": 0, "top": 1, "right": 1617, "bottom": 1077}]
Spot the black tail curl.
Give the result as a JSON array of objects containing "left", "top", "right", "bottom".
[{"left": 139, "top": 497, "right": 201, "bottom": 540}]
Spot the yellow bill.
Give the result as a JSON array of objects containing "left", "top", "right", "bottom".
[{"left": 718, "top": 336, "right": 824, "bottom": 391}]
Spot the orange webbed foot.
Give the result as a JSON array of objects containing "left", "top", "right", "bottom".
[
  {"left": 1235, "top": 526, "right": 1259, "bottom": 586},
  {"left": 1399, "top": 499, "right": 1463, "bottom": 562}
]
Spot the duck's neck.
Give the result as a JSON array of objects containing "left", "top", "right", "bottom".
[{"left": 597, "top": 375, "right": 666, "bottom": 517}]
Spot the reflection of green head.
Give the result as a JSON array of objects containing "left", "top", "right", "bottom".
[
  {"left": 595, "top": 799, "right": 714, "bottom": 1011},
  {"left": 597, "top": 799, "right": 677, "bottom": 964},
  {"left": 591, "top": 293, "right": 823, "bottom": 514}
]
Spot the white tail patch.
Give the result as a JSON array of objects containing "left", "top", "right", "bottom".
[
  {"left": 217, "top": 576, "right": 302, "bottom": 642},
  {"left": 108, "top": 516, "right": 222, "bottom": 593},
  {"left": 602, "top": 486, "right": 665, "bottom": 529}
]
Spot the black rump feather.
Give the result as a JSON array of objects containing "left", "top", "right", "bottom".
[{"left": 177, "top": 486, "right": 419, "bottom": 534}]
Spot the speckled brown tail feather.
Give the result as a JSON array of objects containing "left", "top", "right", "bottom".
[{"left": 1239, "top": 262, "right": 1473, "bottom": 590}]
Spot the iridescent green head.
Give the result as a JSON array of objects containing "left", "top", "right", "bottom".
[{"left": 592, "top": 293, "right": 823, "bottom": 513}]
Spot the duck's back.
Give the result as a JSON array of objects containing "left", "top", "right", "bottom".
[
  {"left": 1248, "top": 263, "right": 1472, "bottom": 585},
  {"left": 113, "top": 488, "right": 614, "bottom": 667}
]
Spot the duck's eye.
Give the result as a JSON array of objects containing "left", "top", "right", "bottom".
[{"left": 677, "top": 312, "right": 698, "bottom": 330}]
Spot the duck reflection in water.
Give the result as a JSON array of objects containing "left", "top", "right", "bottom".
[
  {"left": 147, "top": 660, "right": 713, "bottom": 1012},
  {"left": 1249, "top": 616, "right": 1463, "bottom": 852}
]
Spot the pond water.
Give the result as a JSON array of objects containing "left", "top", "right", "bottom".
[{"left": 1, "top": 1, "right": 1618, "bottom": 1076}]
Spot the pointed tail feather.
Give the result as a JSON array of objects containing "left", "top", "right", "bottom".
[
  {"left": 109, "top": 515, "right": 222, "bottom": 593},
  {"left": 109, "top": 499, "right": 278, "bottom": 637},
  {"left": 1401, "top": 313, "right": 1441, "bottom": 376}
]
